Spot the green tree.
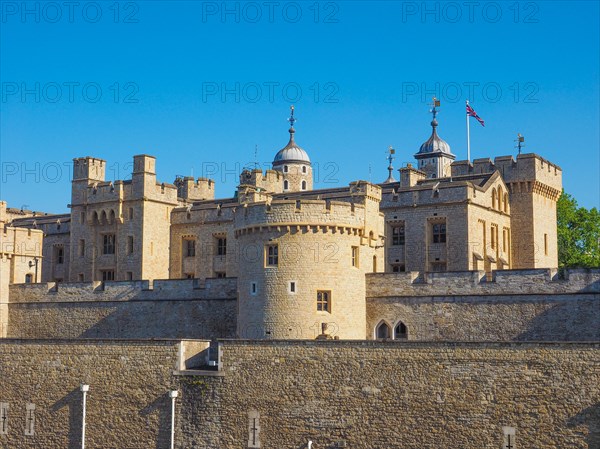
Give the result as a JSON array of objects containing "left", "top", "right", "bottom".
[{"left": 557, "top": 191, "right": 600, "bottom": 268}]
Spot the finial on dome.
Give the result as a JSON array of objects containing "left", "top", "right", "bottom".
[
  {"left": 429, "top": 96, "right": 440, "bottom": 128},
  {"left": 384, "top": 146, "right": 396, "bottom": 183},
  {"left": 287, "top": 105, "right": 296, "bottom": 129}
]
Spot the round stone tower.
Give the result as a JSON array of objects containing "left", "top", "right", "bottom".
[
  {"left": 272, "top": 106, "right": 313, "bottom": 192},
  {"left": 235, "top": 184, "right": 383, "bottom": 340}
]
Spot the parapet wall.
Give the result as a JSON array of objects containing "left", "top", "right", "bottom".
[
  {"left": 367, "top": 268, "right": 600, "bottom": 297},
  {"left": 235, "top": 199, "right": 367, "bottom": 230},
  {"left": 451, "top": 153, "right": 562, "bottom": 192},
  {"left": 9, "top": 277, "right": 238, "bottom": 303}
]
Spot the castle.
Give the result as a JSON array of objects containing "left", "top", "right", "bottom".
[{"left": 0, "top": 106, "right": 598, "bottom": 449}]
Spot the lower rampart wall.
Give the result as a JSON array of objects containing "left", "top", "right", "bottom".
[
  {"left": 181, "top": 340, "right": 600, "bottom": 449},
  {"left": 0, "top": 339, "right": 181, "bottom": 449},
  {"left": 7, "top": 299, "right": 236, "bottom": 339},
  {"left": 1, "top": 340, "right": 598, "bottom": 449}
]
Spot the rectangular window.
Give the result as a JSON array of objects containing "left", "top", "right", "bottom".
[
  {"left": 80, "top": 212, "right": 85, "bottom": 223},
  {"left": 503, "top": 229, "right": 507, "bottom": 252},
  {"left": 544, "top": 233, "right": 548, "bottom": 255},
  {"left": 215, "top": 272, "right": 226, "bottom": 278},
  {"left": 126, "top": 272, "right": 133, "bottom": 281},
  {"left": 430, "top": 262, "right": 447, "bottom": 272},
  {"left": 217, "top": 237, "right": 227, "bottom": 256},
  {"left": 101, "top": 270, "right": 115, "bottom": 281},
  {"left": 102, "top": 234, "right": 115, "bottom": 255},
  {"left": 184, "top": 239, "right": 195, "bottom": 257},
  {"left": 79, "top": 239, "right": 85, "bottom": 257},
  {"left": 432, "top": 223, "right": 446, "bottom": 243},
  {"left": 288, "top": 281, "right": 297, "bottom": 294},
  {"left": 317, "top": 290, "right": 331, "bottom": 313},
  {"left": 78, "top": 273, "right": 84, "bottom": 282},
  {"left": 392, "top": 264, "right": 406, "bottom": 273},
  {"left": 491, "top": 225, "right": 497, "bottom": 249},
  {"left": 55, "top": 247, "right": 64, "bottom": 265},
  {"left": 250, "top": 282, "right": 257, "bottom": 296},
  {"left": 129, "top": 207, "right": 134, "bottom": 219},
  {"left": 266, "top": 244, "right": 278, "bottom": 267},
  {"left": 127, "top": 236, "right": 134, "bottom": 255},
  {"left": 351, "top": 246, "right": 359, "bottom": 267},
  {"left": 391, "top": 224, "right": 405, "bottom": 245}
]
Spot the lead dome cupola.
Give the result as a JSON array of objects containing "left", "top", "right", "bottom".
[{"left": 272, "top": 106, "right": 311, "bottom": 166}]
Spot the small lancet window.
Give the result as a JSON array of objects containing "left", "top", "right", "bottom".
[
  {"left": 394, "top": 322, "right": 408, "bottom": 339},
  {"left": 376, "top": 321, "right": 391, "bottom": 339}
]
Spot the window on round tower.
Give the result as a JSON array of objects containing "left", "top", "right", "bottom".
[
  {"left": 301, "top": 180, "right": 307, "bottom": 190},
  {"left": 283, "top": 180, "right": 289, "bottom": 191},
  {"left": 302, "top": 166, "right": 307, "bottom": 174},
  {"left": 283, "top": 165, "right": 289, "bottom": 173}
]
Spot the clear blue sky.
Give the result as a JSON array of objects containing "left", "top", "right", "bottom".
[{"left": 1, "top": 0, "right": 599, "bottom": 212}]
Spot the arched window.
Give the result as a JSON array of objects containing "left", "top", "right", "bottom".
[
  {"left": 497, "top": 187, "right": 503, "bottom": 211},
  {"left": 394, "top": 322, "right": 408, "bottom": 339},
  {"left": 283, "top": 180, "right": 289, "bottom": 191},
  {"left": 302, "top": 166, "right": 307, "bottom": 174},
  {"left": 376, "top": 321, "right": 391, "bottom": 339},
  {"left": 504, "top": 193, "right": 509, "bottom": 213},
  {"left": 25, "top": 273, "right": 33, "bottom": 283},
  {"left": 492, "top": 190, "right": 497, "bottom": 209},
  {"left": 301, "top": 180, "right": 307, "bottom": 190},
  {"left": 372, "top": 255, "right": 377, "bottom": 272},
  {"left": 283, "top": 165, "right": 289, "bottom": 173}
]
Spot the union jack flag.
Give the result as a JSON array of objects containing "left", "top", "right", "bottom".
[{"left": 466, "top": 103, "right": 485, "bottom": 127}]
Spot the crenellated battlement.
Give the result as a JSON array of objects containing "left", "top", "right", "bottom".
[
  {"left": 8, "top": 277, "right": 238, "bottom": 303},
  {"left": 171, "top": 201, "right": 236, "bottom": 224},
  {"left": 367, "top": 268, "right": 600, "bottom": 297},
  {"left": 451, "top": 153, "right": 562, "bottom": 197},
  {"left": 238, "top": 168, "right": 283, "bottom": 194},
  {"left": 233, "top": 198, "right": 368, "bottom": 233},
  {"left": 84, "top": 180, "right": 129, "bottom": 204},
  {"left": 175, "top": 177, "right": 215, "bottom": 202}
]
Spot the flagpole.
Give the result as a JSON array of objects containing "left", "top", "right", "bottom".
[{"left": 466, "top": 99, "right": 471, "bottom": 162}]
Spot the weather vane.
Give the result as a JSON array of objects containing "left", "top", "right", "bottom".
[
  {"left": 429, "top": 96, "right": 440, "bottom": 120},
  {"left": 287, "top": 105, "right": 296, "bottom": 128},
  {"left": 515, "top": 133, "right": 525, "bottom": 155}
]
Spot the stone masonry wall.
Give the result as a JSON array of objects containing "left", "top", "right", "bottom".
[
  {"left": 1, "top": 340, "right": 598, "bottom": 449},
  {"left": 0, "top": 339, "right": 181, "bottom": 449},
  {"left": 366, "top": 269, "right": 600, "bottom": 341},
  {"left": 7, "top": 278, "right": 237, "bottom": 339},
  {"left": 181, "top": 340, "right": 600, "bottom": 449}
]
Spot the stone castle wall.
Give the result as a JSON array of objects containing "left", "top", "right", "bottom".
[
  {"left": 180, "top": 340, "right": 600, "bottom": 449},
  {"left": 7, "top": 278, "right": 237, "bottom": 339},
  {"left": 365, "top": 269, "right": 600, "bottom": 341},
  {"left": 1, "top": 339, "right": 598, "bottom": 449},
  {"left": 0, "top": 339, "right": 182, "bottom": 449}
]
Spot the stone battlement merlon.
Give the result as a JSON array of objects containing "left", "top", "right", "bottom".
[
  {"left": 366, "top": 268, "right": 600, "bottom": 297},
  {"left": 234, "top": 199, "right": 368, "bottom": 228},
  {"left": 8, "top": 277, "right": 238, "bottom": 303},
  {"left": 171, "top": 201, "right": 236, "bottom": 224},
  {"left": 451, "top": 153, "right": 562, "bottom": 192}
]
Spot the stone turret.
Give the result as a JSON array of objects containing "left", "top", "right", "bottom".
[{"left": 271, "top": 106, "right": 313, "bottom": 192}]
